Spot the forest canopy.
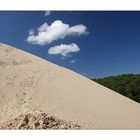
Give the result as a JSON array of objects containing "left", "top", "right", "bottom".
[{"left": 92, "top": 74, "right": 140, "bottom": 103}]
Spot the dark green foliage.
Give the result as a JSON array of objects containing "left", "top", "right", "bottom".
[{"left": 92, "top": 74, "right": 140, "bottom": 103}]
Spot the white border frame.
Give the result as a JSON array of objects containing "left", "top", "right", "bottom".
[
  {"left": 0, "top": 0, "right": 140, "bottom": 139},
  {"left": 0, "top": 130, "right": 140, "bottom": 140},
  {"left": 0, "top": 0, "right": 140, "bottom": 10}
]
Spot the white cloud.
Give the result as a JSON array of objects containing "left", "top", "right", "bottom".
[
  {"left": 44, "top": 11, "right": 51, "bottom": 16},
  {"left": 26, "top": 20, "right": 88, "bottom": 45},
  {"left": 28, "top": 29, "right": 34, "bottom": 35},
  {"left": 48, "top": 43, "right": 80, "bottom": 57},
  {"left": 81, "top": 73, "right": 87, "bottom": 76},
  {"left": 70, "top": 59, "right": 76, "bottom": 63},
  {"left": 68, "top": 25, "right": 87, "bottom": 35}
]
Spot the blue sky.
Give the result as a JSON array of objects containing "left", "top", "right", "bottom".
[{"left": 0, "top": 11, "right": 140, "bottom": 78}]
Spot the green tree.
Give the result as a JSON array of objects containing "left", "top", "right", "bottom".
[{"left": 92, "top": 74, "right": 140, "bottom": 103}]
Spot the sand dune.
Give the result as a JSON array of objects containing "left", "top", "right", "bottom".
[
  {"left": 0, "top": 110, "right": 81, "bottom": 129},
  {"left": 0, "top": 43, "right": 140, "bottom": 129}
]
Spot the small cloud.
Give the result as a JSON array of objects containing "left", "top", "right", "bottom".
[
  {"left": 26, "top": 20, "right": 88, "bottom": 45},
  {"left": 28, "top": 29, "right": 34, "bottom": 35},
  {"left": 61, "top": 56, "right": 65, "bottom": 59},
  {"left": 70, "top": 59, "right": 76, "bottom": 63},
  {"left": 81, "top": 73, "right": 87, "bottom": 76},
  {"left": 44, "top": 11, "right": 51, "bottom": 16},
  {"left": 48, "top": 43, "right": 80, "bottom": 57}
]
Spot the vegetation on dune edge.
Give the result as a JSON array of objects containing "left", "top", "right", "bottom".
[{"left": 92, "top": 74, "right": 140, "bottom": 103}]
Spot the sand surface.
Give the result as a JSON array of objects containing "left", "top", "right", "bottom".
[
  {"left": 0, "top": 110, "right": 81, "bottom": 129},
  {"left": 0, "top": 43, "right": 140, "bottom": 129}
]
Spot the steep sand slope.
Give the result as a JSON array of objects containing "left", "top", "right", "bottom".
[{"left": 0, "top": 43, "right": 140, "bottom": 129}]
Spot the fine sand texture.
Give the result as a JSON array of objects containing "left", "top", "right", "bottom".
[{"left": 0, "top": 43, "right": 140, "bottom": 129}]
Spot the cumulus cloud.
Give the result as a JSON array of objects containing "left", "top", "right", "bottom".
[
  {"left": 48, "top": 43, "right": 80, "bottom": 57},
  {"left": 70, "top": 59, "right": 76, "bottom": 63},
  {"left": 44, "top": 11, "right": 51, "bottom": 16},
  {"left": 26, "top": 20, "right": 88, "bottom": 45}
]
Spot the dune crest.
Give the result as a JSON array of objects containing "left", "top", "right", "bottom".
[{"left": 0, "top": 43, "right": 140, "bottom": 129}]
